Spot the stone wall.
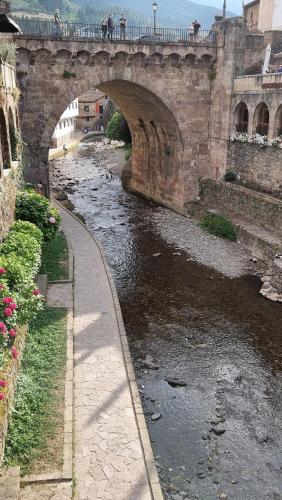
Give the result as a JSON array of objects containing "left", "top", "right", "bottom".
[
  {"left": 0, "top": 172, "right": 17, "bottom": 242},
  {"left": 200, "top": 179, "right": 282, "bottom": 237},
  {"left": 227, "top": 142, "right": 282, "bottom": 196}
]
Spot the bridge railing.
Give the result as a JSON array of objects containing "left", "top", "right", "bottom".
[{"left": 12, "top": 18, "right": 217, "bottom": 46}]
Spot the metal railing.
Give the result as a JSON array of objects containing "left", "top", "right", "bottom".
[{"left": 13, "top": 18, "right": 217, "bottom": 46}]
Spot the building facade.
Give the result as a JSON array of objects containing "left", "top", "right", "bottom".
[
  {"left": 244, "top": 0, "right": 282, "bottom": 32},
  {"left": 51, "top": 98, "right": 79, "bottom": 148},
  {"left": 76, "top": 90, "right": 109, "bottom": 131}
]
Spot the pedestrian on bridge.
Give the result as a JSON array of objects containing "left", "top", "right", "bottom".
[
  {"left": 119, "top": 14, "right": 127, "bottom": 41},
  {"left": 193, "top": 19, "right": 201, "bottom": 37},
  {"left": 54, "top": 9, "right": 63, "bottom": 37},
  {"left": 101, "top": 17, "right": 108, "bottom": 40},
  {"left": 107, "top": 14, "right": 114, "bottom": 41}
]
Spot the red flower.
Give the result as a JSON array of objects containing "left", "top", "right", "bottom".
[
  {"left": 2, "top": 297, "right": 14, "bottom": 304},
  {"left": 0, "top": 322, "right": 6, "bottom": 333},
  {"left": 11, "top": 347, "right": 18, "bottom": 359},
  {"left": 0, "top": 380, "right": 7, "bottom": 388},
  {"left": 32, "top": 289, "right": 40, "bottom": 296},
  {"left": 9, "top": 329, "right": 16, "bottom": 338},
  {"left": 9, "top": 303, "right": 17, "bottom": 311},
  {"left": 0, "top": 268, "right": 6, "bottom": 275},
  {"left": 0, "top": 393, "right": 5, "bottom": 400},
  {"left": 4, "top": 307, "right": 12, "bottom": 317}
]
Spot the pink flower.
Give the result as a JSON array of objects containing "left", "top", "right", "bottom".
[
  {"left": 32, "top": 289, "right": 40, "bottom": 296},
  {"left": 9, "top": 329, "right": 16, "bottom": 338},
  {"left": 0, "top": 322, "right": 6, "bottom": 333},
  {"left": 2, "top": 297, "right": 14, "bottom": 304},
  {"left": 0, "top": 268, "right": 6, "bottom": 275},
  {"left": 0, "top": 284, "right": 6, "bottom": 290},
  {"left": 0, "top": 393, "right": 5, "bottom": 400},
  {"left": 49, "top": 217, "right": 56, "bottom": 224},
  {"left": 4, "top": 307, "right": 13, "bottom": 317},
  {"left": 11, "top": 347, "right": 18, "bottom": 359},
  {"left": 9, "top": 303, "right": 17, "bottom": 311},
  {"left": 0, "top": 380, "right": 7, "bottom": 388}
]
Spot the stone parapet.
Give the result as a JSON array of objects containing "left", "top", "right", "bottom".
[{"left": 200, "top": 179, "right": 282, "bottom": 237}]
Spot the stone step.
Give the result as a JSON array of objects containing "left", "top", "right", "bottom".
[{"left": 0, "top": 467, "right": 21, "bottom": 500}]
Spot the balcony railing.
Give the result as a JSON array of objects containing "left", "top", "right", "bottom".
[{"left": 12, "top": 18, "right": 217, "bottom": 46}]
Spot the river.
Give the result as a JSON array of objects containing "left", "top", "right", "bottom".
[{"left": 50, "top": 140, "right": 282, "bottom": 500}]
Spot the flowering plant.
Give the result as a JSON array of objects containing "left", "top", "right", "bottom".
[{"left": 230, "top": 131, "right": 282, "bottom": 148}]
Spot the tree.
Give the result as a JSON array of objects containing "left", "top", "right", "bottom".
[{"left": 106, "top": 111, "right": 131, "bottom": 144}]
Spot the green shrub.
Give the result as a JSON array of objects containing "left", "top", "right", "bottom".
[
  {"left": 200, "top": 213, "right": 237, "bottom": 241},
  {"left": 224, "top": 170, "right": 236, "bottom": 182},
  {"left": 106, "top": 111, "right": 131, "bottom": 144},
  {"left": 1, "top": 232, "right": 41, "bottom": 273},
  {"left": 15, "top": 190, "right": 61, "bottom": 240},
  {"left": 10, "top": 221, "right": 43, "bottom": 245}
]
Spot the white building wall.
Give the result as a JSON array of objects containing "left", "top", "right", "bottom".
[
  {"left": 52, "top": 99, "right": 79, "bottom": 147},
  {"left": 258, "top": 0, "right": 282, "bottom": 31}
]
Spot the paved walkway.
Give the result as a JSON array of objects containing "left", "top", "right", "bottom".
[{"left": 58, "top": 205, "right": 161, "bottom": 500}]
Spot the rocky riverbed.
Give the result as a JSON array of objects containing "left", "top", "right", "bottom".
[{"left": 51, "top": 139, "right": 282, "bottom": 500}]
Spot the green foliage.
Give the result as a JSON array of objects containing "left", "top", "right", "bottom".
[
  {"left": 123, "top": 144, "right": 132, "bottom": 161},
  {"left": 200, "top": 213, "right": 237, "bottom": 241},
  {"left": 15, "top": 189, "right": 61, "bottom": 240},
  {"left": 209, "top": 64, "right": 217, "bottom": 81},
  {"left": 10, "top": 221, "right": 43, "bottom": 245},
  {"left": 0, "top": 42, "right": 17, "bottom": 65},
  {"left": 4, "top": 307, "right": 67, "bottom": 472},
  {"left": 106, "top": 111, "right": 131, "bottom": 144},
  {"left": 1, "top": 232, "right": 41, "bottom": 273},
  {"left": 63, "top": 70, "right": 76, "bottom": 79},
  {"left": 224, "top": 169, "right": 236, "bottom": 182},
  {"left": 41, "top": 232, "right": 69, "bottom": 281}
]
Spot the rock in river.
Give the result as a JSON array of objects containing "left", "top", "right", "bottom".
[
  {"left": 151, "top": 413, "right": 161, "bottom": 421},
  {"left": 211, "top": 423, "right": 226, "bottom": 435},
  {"left": 165, "top": 376, "right": 187, "bottom": 387},
  {"left": 143, "top": 354, "right": 159, "bottom": 370}
]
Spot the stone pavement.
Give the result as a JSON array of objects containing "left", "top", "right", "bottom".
[{"left": 57, "top": 204, "right": 162, "bottom": 500}]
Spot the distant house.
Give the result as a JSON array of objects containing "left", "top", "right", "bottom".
[
  {"left": 51, "top": 99, "right": 79, "bottom": 148},
  {"left": 244, "top": 0, "right": 282, "bottom": 32}
]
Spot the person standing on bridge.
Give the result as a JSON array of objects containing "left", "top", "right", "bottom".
[
  {"left": 119, "top": 14, "right": 127, "bottom": 41},
  {"left": 193, "top": 19, "right": 201, "bottom": 37},
  {"left": 54, "top": 9, "right": 63, "bottom": 37},
  {"left": 107, "top": 14, "right": 114, "bottom": 41},
  {"left": 101, "top": 16, "right": 108, "bottom": 40}
]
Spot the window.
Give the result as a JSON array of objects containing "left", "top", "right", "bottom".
[
  {"left": 274, "top": 105, "right": 282, "bottom": 136},
  {"left": 84, "top": 105, "right": 90, "bottom": 112},
  {"left": 254, "top": 103, "right": 269, "bottom": 136},
  {"left": 87, "top": 117, "right": 90, "bottom": 122},
  {"left": 234, "top": 102, "right": 249, "bottom": 133},
  {"left": 99, "top": 105, "right": 104, "bottom": 115}
]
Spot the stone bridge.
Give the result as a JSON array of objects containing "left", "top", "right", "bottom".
[{"left": 14, "top": 19, "right": 245, "bottom": 210}]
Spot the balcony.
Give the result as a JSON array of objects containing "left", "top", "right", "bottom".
[{"left": 234, "top": 73, "right": 282, "bottom": 93}]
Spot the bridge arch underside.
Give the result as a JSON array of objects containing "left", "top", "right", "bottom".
[{"left": 18, "top": 42, "right": 214, "bottom": 210}]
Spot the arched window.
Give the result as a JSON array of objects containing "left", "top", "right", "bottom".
[
  {"left": 274, "top": 105, "right": 282, "bottom": 137},
  {"left": 0, "top": 109, "right": 10, "bottom": 170},
  {"left": 254, "top": 102, "right": 269, "bottom": 136},
  {"left": 234, "top": 102, "right": 249, "bottom": 133}
]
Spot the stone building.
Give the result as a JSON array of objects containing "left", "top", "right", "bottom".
[
  {"left": 76, "top": 90, "right": 109, "bottom": 131},
  {"left": 244, "top": 0, "right": 282, "bottom": 32},
  {"left": 0, "top": 56, "right": 21, "bottom": 241},
  {"left": 51, "top": 98, "right": 79, "bottom": 148}
]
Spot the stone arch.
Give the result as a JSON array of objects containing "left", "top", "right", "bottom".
[
  {"left": 253, "top": 102, "right": 269, "bottom": 135},
  {"left": 131, "top": 52, "right": 146, "bottom": 66},
  {"left": 148, "top": 53, "right": 164, "bottom": 65},
  {"left": 76, "top": 50, "right": 91, "bottom": 65},
  {"left": 166, "top": 53, "right": 182, "bottom": 67},
  {"left": 8, "top": 107, "right": 17, "bottom": 161},
  {"left": 200, "top": 54, "right": 213, "bottom": 67},
  {"left": 111, "top": 51, "right": 128, "bottom": 68},
  {"left": 55, "top": 50, "right": 72, "bottom": 64},
  {"left": 35, "top": 48, "right": 51, "bottom": 64},
  {"left": 16, "top": 47, "right": 30, "bottom": 64},
  {"left": 274, "top": 104, "right": 282, "bottom": 136},
  {"left": 184, "top": 53, "right": 196, "bottom": 66},
  {"left": 0, "top": 108, "right": 10, "bottom": 170},
  {"left": 91, "top": 51, "right": 110, "bottom": 66},
  {"left": 234, "top": 101, "right": 249, "bottom": 133}
]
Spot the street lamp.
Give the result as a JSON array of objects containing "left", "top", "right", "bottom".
[
  {"left": 153, "top": 2, "right": 158, "bottom": 34},
  {"left": 223, "top": 0, "right": 226, "bottom": 18}
]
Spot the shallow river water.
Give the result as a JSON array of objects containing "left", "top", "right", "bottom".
[{"left": 51, "top": 141, "right": 282, "bottom": 500}]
